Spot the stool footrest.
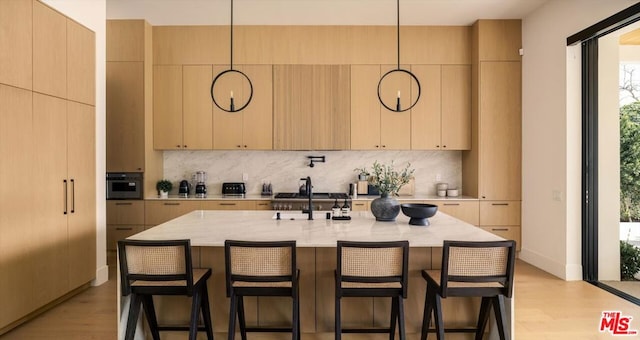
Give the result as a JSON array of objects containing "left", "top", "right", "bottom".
[
  {"left": 244, "top": 327, "right": 293, "bottom": 332},
  {"left": 424, "top": 327, "right": 479, "bottom": 333},
  {"left": 157, "top": 325, "right": 207, "bottom": 332},
  {"left": 342, "top": 328, "right": 392, "bottom": 333}
]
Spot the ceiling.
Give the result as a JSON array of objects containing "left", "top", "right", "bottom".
[{"left": 106, "top": 0, "right": 550, "bottom": 26}]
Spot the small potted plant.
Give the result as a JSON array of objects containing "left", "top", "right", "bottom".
[
  {"left": 156, "top": 179, "right": 173, "bottom": 199},
  {"left": 354, "top": 167, "right": 370, "bottom": 181}
]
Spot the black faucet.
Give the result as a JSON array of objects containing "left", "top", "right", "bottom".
[{"left": 301, "top": 176, "right": 313, "bottom": 220}]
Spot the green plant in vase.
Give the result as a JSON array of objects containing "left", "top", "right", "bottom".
[
  {"left": 156, "top": 179, "right": 173, "bottom": 198},
  {"left": 368, "top": 161, "right": 414, "bottom": 221}
]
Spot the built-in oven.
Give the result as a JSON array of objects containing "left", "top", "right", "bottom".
[{"left": 106, "top": 172, "right": 143, "bottom": 200}]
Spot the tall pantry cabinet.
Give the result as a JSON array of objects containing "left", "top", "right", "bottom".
[{"left": 0, "top": 0, "right": 96, "bottom": 333}]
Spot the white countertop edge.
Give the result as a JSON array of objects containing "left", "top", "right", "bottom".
[{"left": 129, "top": 210, "right": 503, "bottom": 247}]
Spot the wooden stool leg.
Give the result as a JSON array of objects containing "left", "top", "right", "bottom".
[
  {"left": 292, "top": 294, "right": 299, "bottom": 340},
  {"left": 228, "top": 294, "right": 238, "bottom": 340},
  {"left": 141, "top": 295, "right": 160, "bottom": 340},
  {"left": 201, "top": 284, "right": 215, "bottom": 340},
  {"left": 390, "top": 297, "right": 398, "bottom": 340},
  {"left": 189, "top": 289, "right": 203, "bottom": 340},
  {"left": 335, "top": 296, "right": 341, "bottom": 340},
  {"left": 475, "top": 297, "right": 492, "bottom": 340},
  {"left": 492, "top": 295, "right": 509, "bottom": 340},
  {"left": 125, "top": 294, "right": 142, "bottom": 340},
  {"left": 433, "top": 293, "right": 444, "bottom": 340},
  {"left": 421, "top": 288, "right": 433, "bottom": 340},
  {"left": 397, "top": 297, "right": 406, "bottom": 340}
]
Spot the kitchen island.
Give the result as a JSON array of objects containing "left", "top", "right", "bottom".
[{"left": 119, "top": 210, "right": 510, "bottom": 339}]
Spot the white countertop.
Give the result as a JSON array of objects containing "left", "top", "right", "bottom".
[
  {"left": 143, "top": 194, "right": 478, "bottom": 201},
  {"left": 129, "top": 210, "right": 501, "bottom": 247}
]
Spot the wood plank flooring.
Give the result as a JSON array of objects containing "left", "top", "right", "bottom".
[{"left": 1, "top": 258, "right": 639, "bottom": 339}]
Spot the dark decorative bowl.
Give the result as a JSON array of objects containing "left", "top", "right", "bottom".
[{"left": 400, "top": 203, "right": 438, "bottom": 226}]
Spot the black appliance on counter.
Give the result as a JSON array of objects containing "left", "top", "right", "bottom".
[
  {"left": 106, "top": 172, "right": 143, "bottom": 200},
  {"left": 222, "top": 182, "right": 246, "bottom": 197},
  {"left": 272, "top": 192, "right": 350, "bottom": 211},
  {"left": 178, "top": 180, "right": 191, "bottom": 198}
]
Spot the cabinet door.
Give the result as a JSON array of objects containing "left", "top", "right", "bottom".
[
  {"left": 201, "top": 200, "right": 257, "bottom": 210},
  {"left": 213, "top": 65, "right": 243, "bottom": 149},
  {"left": 0, "top": 0, "right": 32, "bottom": 90},
  {"left": 273, "top": 65, "right": 312, "bottom": 150},
  {"left": 107, "top": 200, "right": 145, "bottom": 225},
  {"left": 480, "top": 226, "right": 521, "bottom": 250},
  {"left": 311, "top": 65, "right": 350, "bottom": 150},
  {"left": 153, "top": 65, "right": 183, "bottom": 149},
  {"left": 106, "top": 62, "right": 144, "bottom": 172},
  {"left": 479, "top": 201, "right": 520, "bottom": 226},
  {"left": 255, "top": 201, "right": 272, "bottom": 210},
  {"left": 67, "top": 101, "right": 96, "bottom": 288},
  {"left": 144, "top": 200, "right": 200, "bottom": 226},
  {"left": 350, "top": 65, "right": 381, "bottom": 150},
  {"left": 426, "top": 200, "right": 479, "bottom": 226},
  {"left": 0, "top": 85, "right": 35, "bottom": 328},
  {"left": 410, "top": 65, "right": 441, "bottom": 150},
  {"left": 67, "top": 19, "right": 95, "bottom": 105},
  {"left": 107, "top": 225, "right": 144, "bottom": 251},
  {"left": 183, "top": 65, "right": 213, "bottom": 149},
  {"left": 441, "top": 65, "right": 471, "bottom": 150},
  {"left": 241, "top": 65, "right": 273, "bottom": 150},
  {"left": 32, "top": 93, "right": 69, "bottom": 306},
  {"left": 33, "top": 1, "right": 66, "bottom": 98},
  {"left": 380, "top": 65, "right": 411, "bottom": 149},
  {"left": 479, "top": 62, "right": 521, "bottom": 200}
]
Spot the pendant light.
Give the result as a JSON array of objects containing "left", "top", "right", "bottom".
[
  {"left": 211, "top": 0, "right": 253, "bottom": 113},
  {"left": 377, "top": 0, "right": 421, "bottom": 112}
]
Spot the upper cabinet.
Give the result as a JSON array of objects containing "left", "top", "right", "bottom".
[
  {"left": 350, "top": 65, "right": 411, "bottom": 150},
  {"left": 67, "top": 20, "right": 95, "bottom": 105},
  {"left": 213, "top": 65, "right": 273, "bottom": 150},
  {"left": 0, "top": 0, "right": 32, "bottom": 90},
  {"left": 273, "top": 65, "right": 350, "bottom": 150},
  {"left": 182, "top": 65, "right": 214, "bottom": 149},
  {"left": 33, "top": 1, "right": 66, "bottom": 99},
  {"left": 153, "top": 65, "right": 186, "bottom": 150}
]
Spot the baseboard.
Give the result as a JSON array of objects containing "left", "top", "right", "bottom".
[
  {"left": 92, "top": 264, "right": 109, "bottom": 286},
  {"left": 519, "top": 248, "right": 582, "bottom": 280}
]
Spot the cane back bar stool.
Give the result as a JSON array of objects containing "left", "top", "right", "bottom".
[
  {"left": 335, "top": 240, "right": 410, "bottom": 340},
  {"left": 421, "top": 240, "right": 516, "bottom": 340},
  {"left": 224, "top": 240, "right": 300, "bottom": 340},
  {"left": 118, "top": 239, "right": 214, "bottom": 340}
]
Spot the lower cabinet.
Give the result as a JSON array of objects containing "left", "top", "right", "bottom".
[
  {"left": 425, "top": 200, "right": 479, "bottom": 226},
  {"left": 106, "top": 200, "right": 145, "bottom": 251},
  {"left": 144, "top": 200, "right": 201, "bottom": 227},
  {"left": 351, "top": 200, "right": 370, "bottom": 211},
  {"left": 201, "top": 200, "right": 256, "bottom": 210},
  {"left": 479, "top": 201, "right": 521, "bottom": 250}
]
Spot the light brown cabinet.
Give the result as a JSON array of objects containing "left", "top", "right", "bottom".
[
  {"left": 201, "top": 200, "right": 257, "bottom": 210},
  {"left": 350, "top": 65, "right": 412, "bottom": 150},
  {"left": 33, "top": 0, "right": 66, "bottom": 98},
  {"left": 274, "top": 65, "right": 350, "bottom": 150},
  {"left": 106, "top": 62, "right": 145, "bottom": 171},
  {"left": 67, "top": 20, "right": 95, "bottom": 105},
  {"left": 213, "top": 65, "right": 273, "bottom": 150},
  {"left": 425, "top": 200, "right": 479, "bottom": 226},
  {"left": 410, "top": 65, "right": 471, "bottom": 150},
  {"left": 153, "top": 65, "right": 185, "bottom": 149},
  {"left": 0, "top": 0, "right": 32, "bottom": 90},
  {"left": 106, "top": 200, "right": 145, "bottom": 251},
  {"left": 145, "top": 200, "right": 201, "bottom": 227}
]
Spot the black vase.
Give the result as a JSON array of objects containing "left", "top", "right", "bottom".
[{"left": 370, "top": 193, "right": 400, "bottom": 221}]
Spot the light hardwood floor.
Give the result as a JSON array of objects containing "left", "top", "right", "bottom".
[{"left": 1, "top": 259, "right": 640, "bottom": 339}]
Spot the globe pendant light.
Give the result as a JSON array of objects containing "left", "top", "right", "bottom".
[
  {"left": 377, "top": 0, "right": 421, "bottom": 112},
  {"left": 211, "top": 0, "right": 253, "bottom": 113}
]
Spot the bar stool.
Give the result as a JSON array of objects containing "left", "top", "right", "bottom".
[
  {"left": 117, "top": 239, "right": 214, "bottom": 340},
  {"left": 335, "top": 240, "right": 409, "bottom": 340},
  {"left": 224, "top": 240, "right": 299, "bottom": 340},
  {"left": 420, "top": 240, "right": 516, "bottom": 340}
]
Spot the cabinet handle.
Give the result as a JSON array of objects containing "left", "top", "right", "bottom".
[
  {"left": 244, "top": 145, "right": 247, "bottom": 148},
  {"left": 137, "top": 167, "right": 142, "bottom": 171},
  {"left": 443, "top": 145, "right": 447, "bottom": 148},
  {"left": 63, "top": 179, "right": 68, "bottom": 215},
  {"left": 382, "top": 145, "right": 386, "bottom": 148},
  {"left": 70, "top": 179, "right": 75, "bottom": 213},
  {"left": 257, "top": 203, "right": 268, "bottom": 206},
  {"left": 219, "top": 203, "right": 237, "bottom": 206},
  {"left": 436, "top": 145, "right": 440, "bottom": 148},
  {"left": 184, "top": 145, "right": 187, "bottom": 148},
  {"left": 375, "top": 145, "right": 380, "bottom": 148},
  {"left": 116, "top": 227, "right": 133, "bottom": 231},
  {"left": 491, "top": 203, "right": 509, "bottom": 206},
  {"left": 491, "top": 228, "right": 509, "bottom": 231},
  {"left": 115, "top": 202, "right": 133, "bottom": 206},
  {"left": 443, "top": 203, "right": 460, "bottom": 206},
  {"left": 354, "top": 203, "right": 365, "bottom": 206},
  {"left": 237, "top": 145, "right": 241, "bottom": 148},
  {"left": 163, "top": 203, "right": 180, "bottom": 206},
  {"left": 176, "top": 144, "right": 181, "bottom": 148}
]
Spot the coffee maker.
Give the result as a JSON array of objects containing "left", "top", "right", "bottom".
[
  {"left": 178, "top": 180, "right": 190, "bottom": 198},
  {"left": 194, "top": 171, "right": 207, "bottom": 198}
]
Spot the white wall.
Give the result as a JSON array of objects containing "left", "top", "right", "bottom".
[
  {"left": 521, "top": 0, "right": 636, "bottom": 280},
  {"left": 41, "top": 0, "right": 108, "bottom": 286}
]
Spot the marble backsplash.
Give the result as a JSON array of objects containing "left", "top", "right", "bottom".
[{"left": 162, "top": 150, "right": 461, "bottom": 196}]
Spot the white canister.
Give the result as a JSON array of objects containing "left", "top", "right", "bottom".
[
  {"left": 437, "top": 190, "right": 447, "bottom": 197},
  {"left": 447, "top": 189, "right": 459, "bottom": 197},
  {"left": 436, "top": 183, "right": 448, "bottom": 191}
]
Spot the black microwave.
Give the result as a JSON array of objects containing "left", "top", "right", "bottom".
[{"left": 106, "top": 172, "right": 143, "bottom": 200}]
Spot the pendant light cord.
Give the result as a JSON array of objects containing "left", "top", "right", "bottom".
[
  {"left": 230, "top": 0, "right": 234, "bottom": 70},
  {"left": 397, "top": 0, "right": 400, "bottom": 70}
]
